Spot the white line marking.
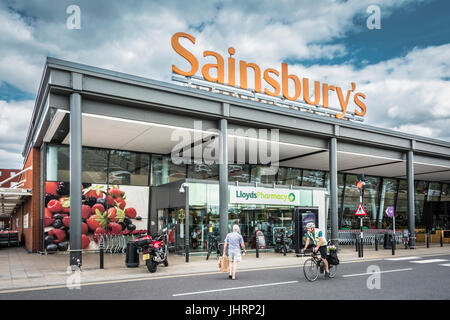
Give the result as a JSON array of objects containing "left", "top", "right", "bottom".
[
  {"left": 342, "top": 268, "right": 413, "bottom": 278},
  {"left": 410, "top": 259, "right": 448, "bottom": 264},
  {"left": 173, "top": 281, "right": 299, "bottom": 297},
  {"left": 439, "top": 264, "right": 450, "bottom": 267},
  {"left": 385, "top": 256, "right": 421, "bottom": 261}
]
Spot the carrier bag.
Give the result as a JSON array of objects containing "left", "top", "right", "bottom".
[
  {"left": 218, "top": 256, "right": 230, "bottom": 272},
  {"left": 326, "top": 250, "right": 340, "bottom": 265}
]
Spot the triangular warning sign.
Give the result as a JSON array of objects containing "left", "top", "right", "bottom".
[{"left": 355, "top": 203, "right": 367, "bottom": 216}]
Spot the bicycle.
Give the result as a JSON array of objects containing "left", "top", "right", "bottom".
[
  {"left": 302, "top": 250, "right": 337, "bottom": 282},
  {"left": 206, "top": 234, "right": 220, "bottom": 260}
]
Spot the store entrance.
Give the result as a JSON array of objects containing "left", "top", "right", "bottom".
[{"left": 230, "top": 206, "right": 295, "bottom": 249}]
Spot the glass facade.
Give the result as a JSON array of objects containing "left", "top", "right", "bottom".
[{"left": 46, "top": 143, "right": 449, "bottom": 235}]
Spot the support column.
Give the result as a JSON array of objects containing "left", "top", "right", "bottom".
[
  {"left": 407, "top": 149, "right": 416, "bottom": 248},
  {"left": 69, "top": 93, "right": 82, "bottom": 268},
  {"left": 329, "top": 137, "right": 339, "bottom": 246},
  {"left": 219, "top": 118, "right": 228, "bottom": 244}
]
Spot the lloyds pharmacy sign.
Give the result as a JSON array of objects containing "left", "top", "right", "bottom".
[{"left": 229, "top": 186, "right": 300, "bottom": 206}]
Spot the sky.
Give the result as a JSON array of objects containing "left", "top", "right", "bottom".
[{"left": 0, "top": 0, "right": 449, "bottom": 169}]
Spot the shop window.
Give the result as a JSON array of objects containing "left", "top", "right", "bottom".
[
  {"left": 427, "top": 182, "right": 441, "bottom": 202},
  {"left": 46, "top": 145, "right": 70, "bottom": 182},
  {"left": 151, "top": 155, "right": 186, "bottom": 186},
  {"left": 108, "top": 150, "right": 149, "bottom": 186},
  {"left": 379, "top": 178, "right": 398, "bottom": 229},
  {"left": 250, "top": 165, "right": 277, "bottom": 184},
  {"left": 228, "top": 164, "right": 250, "bottom": 183},
  {"left": 302, "top": 170, "right": 325, "bottom": 188},
  {"left": 187, "top": 163, "right": 219, "bottom": 181},
  {"left": 277, "top": 167, "right": 302, "bottom": 186},
  {"left": 414, "top": 181, "right": 428, "bottom": 226},
  {"left": 82, "top": 148, "right": 108, "bottom": 184},
  {"left": 441, "top": 184, "right": 450, "bottom": 202}
]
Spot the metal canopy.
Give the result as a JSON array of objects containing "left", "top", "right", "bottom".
[{"left": 0, "top": 188, "right": 32, "bottom": 217}]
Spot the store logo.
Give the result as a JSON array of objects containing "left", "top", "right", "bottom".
[
  {"left": 288, "top": 193, "right": 296, "bottom": 202},
  {"left": 171, "top": 32, "right": 367, "bottom": 119}
]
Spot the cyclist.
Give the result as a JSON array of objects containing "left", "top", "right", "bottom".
[{"left": 301, "top": 222, "right": 330, "bottom": 279}]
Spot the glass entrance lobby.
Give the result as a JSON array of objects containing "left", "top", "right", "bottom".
[{"left": 152, "top": 180, "right": 325, "bottom": 253}]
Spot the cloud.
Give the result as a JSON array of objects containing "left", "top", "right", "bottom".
[
  {"left": 0, "top": 0, "right": 448, "bottom": 169},
  {"left": 0, "top": 99, "right": 34, "bottom": 168}
]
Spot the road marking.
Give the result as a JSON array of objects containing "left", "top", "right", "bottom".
[
  {"left": 173, "top": 281, "right": 299, "bottom": 297},
  {"left": 410, "top": 259, "right": 448, "bottom": 264},
  {"left": 385, "top": 256, "right": 421, "bottom": 261},
  {"left": 438, "top": 264, "right": 450, "bottom": 267},
  {"left": 342, "top": 268, "right": 413, "bottom": 278}
]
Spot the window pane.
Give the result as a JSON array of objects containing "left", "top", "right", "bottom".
[
  {"left": 82, "top": 148, "right": 108, "bottom": 184},
  {"left": 250, "top": 166, "right": 277, "bottom": 184},
  {"left": 228, "top": 164, "right": 250, "bottom": 183},
  {"left": 151, "top": 155, "right": 186, "bottom": 186},
  {"left": 379, "top": 178, "right": 398, "bottom": 229},
  {"left": 302, "top": 170, "right": 325, "bottom": 188},
  {"left": 276, "top": 167, "right": 302, "bottom": 186},
  {"left": 415, "top": 181, "right": 428, "bottom": 226},
  {"left": 427, "top": 182, "right": 441, "bottom": 202},
  {"left": 441, "top": 184, "right": 450, "bottom": 202},
  {"left": 108, "top": 150, "right": 149, "bottom": 186},
  {"left": 46, "top": 145, "right": 70, "bottom": 182},
  {"left": 187, "top": 163, "right": 219, "bottom": 181}
]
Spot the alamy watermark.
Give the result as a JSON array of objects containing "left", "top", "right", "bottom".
[
  {"left": 66, "top": 265, "right": 81, "bottom": 290},
  {"left": 366, "top": 265, "right": 381, "bottom": 290},
  {"left": 170, "top": 121, "right": 280, "bottom": 174},
  {"left": 366, "top": 5, "right": 381, "bottom": 30},
  {"left": 66, "top": 5, "right": 81, "bottom": 30}
]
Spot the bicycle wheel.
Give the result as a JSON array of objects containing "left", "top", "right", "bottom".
[
  {"left": 328, "top": 264, "right": 337, "bottom": 278},
  {"left": 303, "top": 258, "right": 319, "bottom": 282},
  {"left": 206, "top": 245, "right": 212, "bottom": 260}
]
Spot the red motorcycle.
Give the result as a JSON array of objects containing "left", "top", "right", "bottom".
[{"left": 134, "top": 228, "right": 168, "bottom": 273}]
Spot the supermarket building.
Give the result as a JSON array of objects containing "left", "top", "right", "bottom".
[{"left": 3, "top": 57, "right": 450, "bottom": 265}]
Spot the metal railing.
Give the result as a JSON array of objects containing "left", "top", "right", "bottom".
[{"left": 326, "top": 230, "right": 403, "bottom": 246}]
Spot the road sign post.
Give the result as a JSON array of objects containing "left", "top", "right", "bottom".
[{"left": 386, "top": 206, "right": 395, "bottom": 255}]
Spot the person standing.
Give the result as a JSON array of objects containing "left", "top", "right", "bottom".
[{"left": 223, "top": 224, "right": 246, "bottom": 280}]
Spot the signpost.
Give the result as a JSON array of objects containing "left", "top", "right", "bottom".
[
  {"left": 386, "top": 206, "right": 395, "bottom": 255},
  {"left": 355, "top": 174, "right": 366, "bottom": 258}
]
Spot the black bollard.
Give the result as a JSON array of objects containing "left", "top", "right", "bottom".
[
  {"left": 375, "top": 235, "right": 378, "bottom": 251},
  {"left": 360, "top": 237, "right": 364, "bottom": 258},
  {"left": 99, "top": 237, "right": 104, "bottom": 269},
  {"left": 441, "top": 231, "right": 443, "bottom": 247},
  {"left": 426, "top": 233, "right": 430, "bottom": 248},
  {"left": 392, "top": 236, "right": 396, "bottom": 255},
  {"left": 256, "top": 234, "right": 259, "bottom": 258}
]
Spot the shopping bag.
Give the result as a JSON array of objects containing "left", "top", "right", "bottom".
[
  {"left": 218, "top": 256, "right": 229, "bottom": 272},
  {"left": 326, "top": 250, "right": 340, "bottom": 265}
]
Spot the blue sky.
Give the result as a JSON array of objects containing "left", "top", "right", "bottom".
[{"left": 0, "top": 0, "right": 449, "bottom": 169}]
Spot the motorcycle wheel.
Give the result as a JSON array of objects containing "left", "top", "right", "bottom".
[
  {"left": 163, "top": 258, "right": 169, "bottom": 267},
  {"left": 146, "top": 259, "right": 157, "bottom": 273}
]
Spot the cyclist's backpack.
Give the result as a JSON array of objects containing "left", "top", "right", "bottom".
[{"left": 327, "top": 250, "right": 340, "bottom": 265}]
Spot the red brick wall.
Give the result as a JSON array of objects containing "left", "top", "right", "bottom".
[
  {"left": 0, "top": 168, "right": 21, "bottom": 188},
  {"left": 16, "top": 147, "right": 41, "bottom": 252}
]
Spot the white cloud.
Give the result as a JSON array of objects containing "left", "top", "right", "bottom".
[{"left": 0, "top": 0, "right": 448, "bottom": 169}]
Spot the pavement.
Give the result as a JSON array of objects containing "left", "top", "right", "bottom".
[{"left": 0, "top": 243, "right": 449, "bottom": 292}]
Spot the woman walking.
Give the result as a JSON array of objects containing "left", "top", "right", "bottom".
[{"left": 223, "top": 224, "right": 246, "bottom": 280}]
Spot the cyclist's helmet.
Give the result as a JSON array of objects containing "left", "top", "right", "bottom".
[{"left": 306, "top": 223, "right": 315, "bottom": 229}]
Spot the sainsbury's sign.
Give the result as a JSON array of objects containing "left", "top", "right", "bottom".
[{"left": 171, "top": 32, "right": 367, "bottom": 119}]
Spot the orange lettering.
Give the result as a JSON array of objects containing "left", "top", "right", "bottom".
[
  {"left": 303, "top": 78, "right": 321, "bottom": 106},
  {"left": 263, "top": 68, "right": 280, "bottom": 97},
  {"left": 171, "top": 32, "right": 199, "bottom": 77},
  {"left": 281, "top": 63, "right": 301, "bottom": 101},
  {"left": 201, "top": 51, "right": 225, "bottom": 84},
  {"left": 354, "top": 92, "right": 367, "bottom": 117},
  {"left": 240, "top": 61, "right": 261, "bottom": 93},
  {"left": 322, "top": 83, "right": 335, "bottom": 108},
  {"left": 228, "top": 47, "right": 236, "bottom": 87}
]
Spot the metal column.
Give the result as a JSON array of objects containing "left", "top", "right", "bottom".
[
  {"left": 407, "top": 150, "right": 416, "bottom": 248},
  {"left": 219, "top": 119, "right": 228, "bottom": 245},
  {"left": 69, "top": 93, "right": 82, "bottom": 268},
  {"left": 329, "top": 137, "right": 339, "bottom": 246}
]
